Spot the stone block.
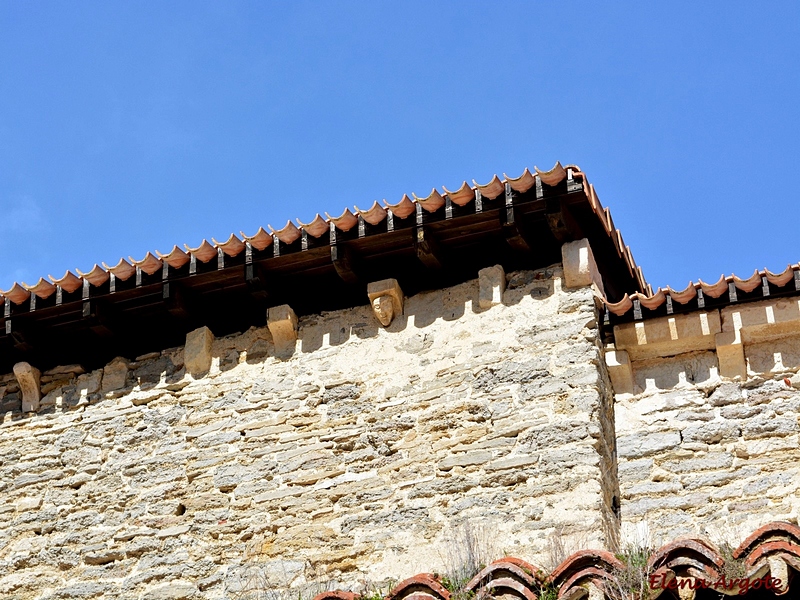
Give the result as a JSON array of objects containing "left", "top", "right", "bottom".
[
  {"left": 101, "top": 357, "right": 129, "bottom": 392},
  {"left": 561, "top": 238, "right": 604, "bottom": 295},
  {"left": 367, "top": 278, "right": 404, "bottom": 326},
  {"left": 478, "top": 265, "right": 506, "bottom": 309},
  {"left": 605, "top": 348, "right": 634, "bottom": 394},
  {"left": 613, "top": 311, "right": 721, "bottom": 361},
  {"left": 268, "top": 304, "right": 298, "bottom": 353},
  {"left": 184, "top": 326, "right": 214, "bottom": 376},
  {"left": 13, "top": 362, "right": 41, "bottom": 412},
  {"left": 715, "top": 330, "right": 746, "bottom": 380}
]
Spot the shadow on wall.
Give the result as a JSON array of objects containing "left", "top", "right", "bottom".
[
  {"left": 632, "top": 351, "right": 718, "bottom": 392},
  {"left": 298, "top": 269, "right": 556, "bottom": 356}
]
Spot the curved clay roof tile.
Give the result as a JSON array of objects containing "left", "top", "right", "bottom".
[
  {"left": 413, "top": 188, "right": 445, "bottom": 213},
  {"left": 386, "top": 574, "right": 450, "bottom": 600},
  {"left": 296, "top": 214, "right": 329, "bottom": 238},
  {"left": 212, "top": 234, "right": 246, "bottom": 257},
  {"left": 102, "top": 258, "right": 136, "bottom": 281},
  {"left": 240, "top": 227, "right": 274, "bottom": 251},
  {"left": 184, "top": 240, "right": 218, "bottom": 263},
  {"left": 155, "top": 246, "right": 191, "bottom": 269},
  {"left": 129, "top": 252, "right": 163, "bottom": 275},
  {"left": 472, "top": 174, "right": 504, "bottom": 200},
  {"left": 324, "top": 208, "right": 358, "bottom": 233},
  {"left": 765, "top": 265, "right": 795, "bottom": 287},
  {"left": 1, "top": 282, "right": 31, "bottom": 305},
  {"left": 535, "top": 161, "right": 566, "bottom": 186},
  {"left": 23, "top": 278, "right": 57, "bottom": 299},
  {"left": 355, "top": 201, "right": 388, "bottom": 226},
  {"left": 734, "top": 521, "right": 800, "bottom": 560},
  {"left": 268, "top": 221, "right": 302, "bottom": 245},
  {"left": 668, "top": 282, "right": 698, "bottom": 304},
  {"left": 311, "top": 593, "right": 357, "bottom": 600},
  {"left": 733, "top": 269, "right": 762, "bottom": 293},
  {"left": 503, "top": 168, "right": 536, "bottom": 193},
  {"left": 76, "top": 264, "right": 110, "bottom": 287},
  {"left": 442, "top": 181, "right": 475, "bottom": 206},
  {"left": 634, "top": 288, "right": 666, "bottom": 310},
  {"left": 384, "top": 194, "right": 416, "bottom": 219},
  {"left": 605, "top": 293, "right": 633, "bottom": 316},
  {"left": 698, "top": 275, "right": 728, "bottom": 299},
  {"left": 49, "top": 270, "right": 83, "bottom": 294}
]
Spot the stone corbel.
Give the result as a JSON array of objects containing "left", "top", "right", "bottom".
[
  {"left": 367, "top": 279, "right": 403, "bottom": 326},
  {"left": 478, "top": 265, "right": 506, "bottom": 309},
  {"left": 13, "top": 362, "right": 41, "bottom": 412},
  {"left": 268, "top": 304, "right": 299, "bottom": 353},
  {"left": 561, "top": 238, "right": 605, "bottom": 297},
  {"left": 184, "top": 326, "right": 214, "bottom": 376},
  {"left": 605, "top": 348, "right": 634, "bottom": 395},
  {"left": 715, "top": 330, "right": 746, "bottom": 380}
]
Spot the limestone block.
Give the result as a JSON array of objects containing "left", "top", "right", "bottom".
[
  {"left": 561, "top": 238, "right": 604, "bottom": 295},
  {"left": 721, "top": 297, "right": 800, "bottom": 344},
  {"left": 102, "top": 357, "right": 129, "bottom": 392},
  {"left": 367, "top": 278, "right": 404, "bottom": 326},
  {"left": 613, "top": 311, "right": 721, "bottom": 361},
  {"left": 478, "top": 265, "right": 506, "bottom": 309},
  {"left": 16, "top": 496, "right": 42, "bottom": 511},
  {"left": 605, "top": 349, "right": 634, "bottom": 395},
  {"left": 14, "top": 362, "right": 41, "bottom": 412},
  {"left": 184, "top": 326, "right": 214, "bottom": 376},
  {"left": 268, "top": 304, "right": 298, "bottom": 352},
  {"left": 715, "top": 330, "right": 746, "bottom": 380}
]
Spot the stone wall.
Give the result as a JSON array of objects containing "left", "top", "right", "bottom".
[
  {"left": 611, "top": 300, "right": 800, "bottom": 546},
  {"left": 0, "top": 264, "right": 618, "bottom": 600}
]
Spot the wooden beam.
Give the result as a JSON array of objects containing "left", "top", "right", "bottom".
[
  {"left": 414, "top": 226, "right": 443, "bottom": 270},
  {"left": 502, "top": 183, "right": 531, "bottom": 253},
  {"left": 545, "top": 197, "right": 583, "bottom": 243},
  {"left": 331, "top": 244, "right": 359, "bottom": 283}
]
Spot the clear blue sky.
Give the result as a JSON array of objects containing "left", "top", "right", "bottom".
[{"left": 2, "top": 2, "right": 798, "bottom": 293}]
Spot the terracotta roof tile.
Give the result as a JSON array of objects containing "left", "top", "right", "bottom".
[
  {"left": 325, "top": 208, "right": 358, "bottom": 233},
  {"left": 355, "top": 201, "right": 387, "bottom": 226},
  {"left": 2, "top": 163, "right": 651, "bottom": 341},
  {"left": 295, "top": 214, "right": 328, "bottom": 238},
  {"left": 23, "top": 277, "right": 56, "bottom": 300},
  {"left": 316, "top": 522, "right": 800, "bottom": 599},
  {"left": 183, "top": 240, "right": 217, "bottom": 264},
  {"left": 130, "top": 252, "right": 163, "bottom": 275},
  {"left": 442, "top": 181, "right": 475, "bottom": 205},
  {"left": 211, "top": 234, "right": 246, "bottom": 257},
  {"left": 49, "top": 270, "right": 83, "bottom": 294},
  {"left": 472, "top": 174, "right": 504, "bottom": 199},
  {"left": 75, "top": 264, "right": 109, "bottom": 287},
  {"left": 155, "top": 246, "right": 191, "bottom": 269},
  {"left": 383, "top": 194, "right": 416, "bottom": 219},
  {"left": 240, "top": 227, "right": 273, "bottom": 251},
  {"left": 413, "top": 189, "right": 446, "bottom": 213},
  {"left": 269, "top": 221, "right": 302, "bottom": 245},
  {"left": 605, "top": 264, "right": 800, "bottom": 321}
]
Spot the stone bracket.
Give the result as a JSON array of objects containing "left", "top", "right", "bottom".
[
  {"left": 14, "top": 361, "right": 41, "bottom": 413},
  {"left": 184, "top": 326, "right": 214, "bottom": 377},
  {"left": 268, "top": 304, "right": 298, "bottom": 353},
  {"left": 561, "top": 238, "right": 605, "bottom": 296},
  {"left": 367, "top": 279, "right": 403, "bottom": 327},
  {"left": 605, "top": 349, "right": 633, "bottom": 395},
  {"left": 478, "top": 265, "right": 506, "bottom": 309}
]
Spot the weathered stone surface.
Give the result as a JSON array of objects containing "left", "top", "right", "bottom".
[
  {"left": 0, "top": 265, "right": 619, "bottom": 597},
  {"left": 13, "top": 362, "right": 41, "bottom": 413},
  {"left": 478, "top": 264, "right": 506, "bottom": 309},
  {"left": 184, "top": 327, "right": 214, "bottom": 376}
]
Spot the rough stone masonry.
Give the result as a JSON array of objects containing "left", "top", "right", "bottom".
[{"left": 0, "top": 245, "right": 620, "bottom": 600}]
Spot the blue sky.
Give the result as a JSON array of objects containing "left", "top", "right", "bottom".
[{"left": 1, "top": 2, "right": 798, "bottom": 292}]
